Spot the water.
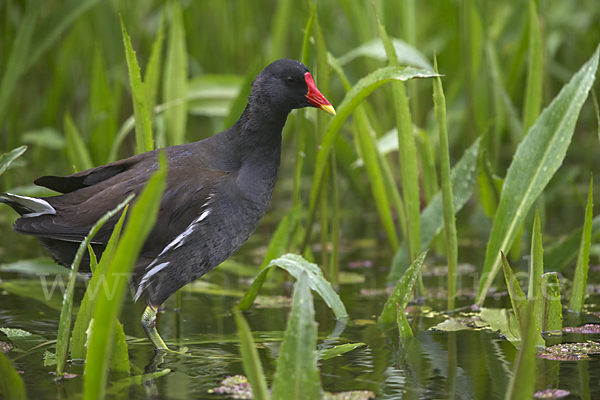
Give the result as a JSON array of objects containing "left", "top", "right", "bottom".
[{"left": 2, "top": 217, "right": 600, "bottom": 399}]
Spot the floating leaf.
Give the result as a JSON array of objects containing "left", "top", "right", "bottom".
[{"left": 317, "top": 343, "right": 366, "bottom": 361}]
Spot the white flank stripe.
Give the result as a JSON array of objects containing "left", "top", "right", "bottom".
[
  {"left": 197, "top": 209, "right": 210, "bottom": 222},
  {"left": 6, "top": 194, "right": 56, "bottom": 217},
  {"left": 134, "top": 261, "right": 170, "bottom": 301}
]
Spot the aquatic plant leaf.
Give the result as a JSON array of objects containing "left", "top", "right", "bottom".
[
  {"left": 501, "top": 253, "right": 544, "bottom": 347},
  {"left": 233, "top": 311, "right": 270, "bottom": 400},
  {"left": 236, "top": 254, "right": 348, "bottom": 321},
  {"left": 396, "top": 304, "right": 413, "bottom": 337},
  {"left": 144, "top": 11, "right": 165, "bottom": 117},
  {"left": 70, "top": 200, "right": 130, "bottom": 360},
  {"left": 505, "top": 299, "right": 538, "bottom": 400},
  {"left": 84, "top": 152, "right": 167, "bottom": 400},
  {"left": 187, "top": 74, "right": 244, "bottom": 117},
  {"left": 210, "top": 375, "right": 255, "bottom": 399},
  {"left": 55, "top": 194, "right": 132, "bottom": 377},
  {"left": 109, "top": 322, "right": 129, "bottom": 374},
  {"left": 324, "top": 391, "right": 376, "bottom": 400},
  {"left": 535, "top": 273, "right": 562, "bottom": 333},
  {"left": 260, "top": 204, "right": 302, "bottom": 269},
  {"left": 272, "top": 271, "right": 322, "bottom": 400},
  {"left": 429, "top": 318, "right": 471, "bottom": 332},
  {"left": 477, "top": 151, "right": 504, "bottom": 218},
  {"left": 375, "top": 4, "right": 420, "bottom": 263},
  {"left": 538, "top": 341, "right": 600, "bottom": 360},
  {"left": 544, "top": 215, "right": 600, "bottom": 272},
  {"left": 388, "top": 139, "right": 480, "bottom": 281},
  {"left": 479, "top": 308, "right": 520, "bottom": 346},
  {"left": 163, "top": 1, "right": 188, "bottom": 146},
  {"left": 433, "top": 56, "right": 458, "bottom": 310},
  {"left": 0, "top": 352, "right": 26, "bottom": 400},
  {"left": 569, "top": 176, "right": 593, "bottom": 312},
  {"left": 304, "top": 66, "right": 439, "bottom": 252},
  {"left": 121, "top": 18, "right": 154, "bottom": 154},
  {"left": 528, "top": 209, "right": 544, "bottom": 301},
  {"left": 0, "top": 146, "right": 27, "bottom": 176},
  {"left": 379, "top": 250, "right": 427, "bottom": 324},
  {"left": 64, "top": 112, "right": 94, "bottom": 171},
  {"left": 476, "top": 46, "right": 600, "bottom": 305},
  {"left": 317, "top": 343, "right": 366, "bottom": 361},
  {"left": 338, "top": 38, "right": 432, "bottom": 70}
]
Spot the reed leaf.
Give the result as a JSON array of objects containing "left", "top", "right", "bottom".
[
  {"left": 271, "top": 271, "right": 322, "bottom": 400},
  {"left": 234, "top": 311, "right": 270, "bottom": 400},
  {"left": 0, "top": 353, "right": 26, "bottom": 400},
  {"left": 476, "top": 46, "right": 599, "bottom": 306},
  {"left": 144, "top": 11, "right": 166, "bottom": 118},
  {"left": 535, "top": 273, "right": 562, "bottom": 333},
  {"left": 569, "top": 176, "right": 593, "bottom": 312},
  {"left": 163, "top": 1, "right": 188, "bottom": 146},
  {"left": 64, "top": 113, "right": 94, "bottom": 172},
  {"left": 522, "top": 0, "right": 544, "bottom": 135},
  {"left": 83, "top": 152, "right": 167, "bottom": 400},
  {"left": 528, "top": 209, "right": 543, "bottom": 301},
  {"left": 120, "top": 18, "right": 154, "bottom": 154},
  {"left": 0, "top": 146, "right": 27, "bottom": 176}
]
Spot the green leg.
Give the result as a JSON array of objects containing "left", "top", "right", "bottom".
[{"left": 141, "top": 305, "right": 169, "bottom": 350}]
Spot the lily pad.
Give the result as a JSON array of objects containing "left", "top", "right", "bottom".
[
  {"left": 562, "top": 324, "right": 600, "bottom": 334},
  {"left": 537, "top": 341, "right": 600, "bottom": 360}
]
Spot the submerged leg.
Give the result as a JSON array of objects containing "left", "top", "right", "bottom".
[{"left": 141, "top": 304, "right": 169, "bottom": 350}]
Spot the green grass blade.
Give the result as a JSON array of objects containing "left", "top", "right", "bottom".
[
  {"left": 569, "top": 176, "right": 593, "bottom": 312},
  {"left": 84, "top": 153, "right": 167, "bottom": 400},
  {"left": 0, "top": 353, "right": 26, "bottom": 400},
  {"left": 90, "top": 47, "right": 118, "bottom": 165},
  {"left": 528, "top": 209, "right": 543, "bottom": 301},
  {"left": 374, "top": 2, "right": 421, "bottom": 262},
  {"left": 64, "top": 112, "right": 94, "bottom": 172},
  {"left": 544, "top": 215, "right": 600, "bottom": 272},
  {"left": 163, "top": 1, "right": 188, "bottom": 146},
  {"left": 504, "top": 299, "right": 538, "bottom": 400},
  {"left": 110, "top": 322, "right": 130, "bottom": 374},
  {"left": 121, "top": 18, "right": 154, "bottom": 154},
  {"left": 303, "top": 66, "right": 439, "bottom": 250},
  {"left": 71, "top": 204, "right": 130, "bottom": 360},
  {"left": 397, "top": 303, "right": 413, "bottom": 338},
  {"left": 379, "top": 250, "right": 428, "bottom": 324},
  {"left": 271, "top": 271, "right": 322, "bottom": 400},
  {"left": 433, "top": 57, "right": 458, "bottom": 311},
  {"left": 535, "top": 273, "right": 562, "bottom": 333},
  {"left": 236, "top": 254, "right": 348, "bottom": 321},
  {"left": 388, "top": 139, "right": 480, "bottom": 281},
  {"left": 55, "top": 195, "right": 132, "bottom": 377},
  {"left": 0, "top": 146, "right": 27, "bottom": 176},
  {"left": 144, "top": 11, "right": 166, "bottom": 118},
  {"left": 501, "top": 253, "right": 544, "bottom": 347},
  {"left": 522, "top": 0, "right": 543, "bottom": 135},
  {"left": 0, "top": 4, "right": 36, "bottom": 128},
  {"left": 476, "top": 46, "right": 600, "bottom": 306},
  {"left": 234, "top": 311, "right": 271, "bottom": 400}
]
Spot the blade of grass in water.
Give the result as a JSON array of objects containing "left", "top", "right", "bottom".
[
  {"left": 121, "top": 18, "right": 154, "bottom": 154},
  {"left": 379, "top": 250, "right": 428, "bottom": 324},
  {"left": 528, "top": 209, "right": 543, "bottom": 301},
  {"left": 501, "top": 253, "right": 544, "bottom": 347},
  {"left": 271, "top": 271, "right": 322, "bottom": 400},
  {"left": 71, "top": 206, "right": 129, "bottom": 360},
  {"left": 233, "top": 311, "right": 270, "bottom": 400},
  {"left": 433, "top": 56, "right": 458, "bottom": 311},
  {"left": 235, "top": 254, "right": 348, "bottom": 322},
  {"left": 83, "top": 153, "right": 167, "bottom": 400},
  {"left": 373, "top": 1, "right": 421, "bottom": 264},
  {"left": 535, "top": 273, "right": 562, "bottom": 333},
  {"left": 64, "top": 112, "right": 94, "bottom": 172},
  {"left": 476, "top": 46, "right": 600, "bottom": 306},
  {"left": 0, "top": 352, "right": 26, "bottom": 400},
  {"left": 505, "top": 299, "right": 538, "bottom": 400},
  {"left": 163, "top": 1, "right": 188, "bottom": 146},
  {"left": 55, "top": 196, "right": 133, "bottom": 377},
  {"left": 569, "top": 176, "right": 593, "bottom": 312}
]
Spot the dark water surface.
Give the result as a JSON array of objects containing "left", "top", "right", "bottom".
[{"left": 1, "top": 215, "right": 600, "bottom": 399}]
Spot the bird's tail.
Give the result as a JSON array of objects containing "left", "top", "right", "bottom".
[{"left": 0, "top": 193, "right": 56, "bottom": 218}]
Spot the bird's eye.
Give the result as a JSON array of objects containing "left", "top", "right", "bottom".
[{"left": 286, "top": 77, "right": 296, "bottom": 85}]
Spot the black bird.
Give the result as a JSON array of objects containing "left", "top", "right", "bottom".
[{"left": 0, "top": 59, "right": 335, "bottom": 350}]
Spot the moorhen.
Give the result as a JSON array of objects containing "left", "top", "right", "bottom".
[{"left": 0, "top": 59, "right": 335, "bottom": 350}]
